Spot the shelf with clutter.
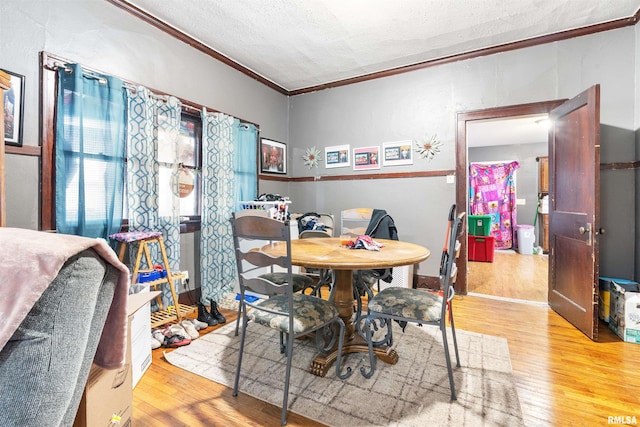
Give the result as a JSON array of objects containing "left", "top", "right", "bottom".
[
  {"left": 110, "top": 230, "right": 195, "bottom": 329},
  {"left": 240, "top": 196, "right": 291, "bottom": 221},
  {"left": 537, "top": 156, "right": 549, "bottom": 253}
]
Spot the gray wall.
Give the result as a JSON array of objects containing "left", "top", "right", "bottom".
[
  {"left": 287, "top": 27, "right": 638, "bottom": 279},
  {"left": 0, "top": 0, "right": 290, "bottom": 289},
  {"left": 2, "top": 1, "right": 639, "bottom": 283},
  {"left": 0, "top": 0, "right": 290, "bottom": 227}
]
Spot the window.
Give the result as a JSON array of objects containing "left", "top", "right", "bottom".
[
  {"left": 158, "top": 112, "right": 202, "bottom": 223},
  {"left": 54, "top": 64, "right": 126, "bottom": 239},
  {"left": 41, "top": 52, "right": 259, "bottom": 233}
]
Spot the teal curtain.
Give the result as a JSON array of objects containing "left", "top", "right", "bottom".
[
  {"left": 234, "top": 122, "right": 258, "bottom": 210},
  {"left": 126, "top": 86, "right": 182, "bottom": 308},
  {"left": 55, "top": 64, "right": 126, "bottom": 239}
]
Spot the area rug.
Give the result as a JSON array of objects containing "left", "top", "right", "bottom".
[{"left": 164, "top": 321, "right": 523, "bottom": 427}]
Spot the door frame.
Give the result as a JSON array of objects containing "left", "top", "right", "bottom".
[{"left": 455, "top": 100, "right": 566, "bottom": 295}]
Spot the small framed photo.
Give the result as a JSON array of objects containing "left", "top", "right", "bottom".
[
  {"left": 383, "top": 140, "right": 413, "bottom": 167},
  {"left": 325, "top": 144, "right": 350, "bottom": 169},
  {"left": 2, "top": 70, "right": 25, "bottom": 147},
  {"left": 353, "top": 146, "right": 381, "bottom": 171},
  {"left": 260, "top": 137, "right": 286, "bottom": 174}
]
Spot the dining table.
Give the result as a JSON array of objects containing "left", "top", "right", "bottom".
[{"left": 262, "top": 236, "right": 430, "bottom": 377}]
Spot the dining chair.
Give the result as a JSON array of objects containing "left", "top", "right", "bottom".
[
  {"left": 298, "top": 213, "right": 336, "bottom": 298},
  {"left": 297, "top": 212, "right": 335, "bottom": 238},
  {"left": 340, "top": 207, "right": 375, "bottom": 289},
  {"left": 341, "top": 207, "right": 397, "bottom": 298},
  {"left": 231, "top": 214, "right": 352, "bottom": 426},
  {"left": 233, "top": 209, "right": 315, "bottom": 336},
  {"left": 359, "top": 209, "right": 465, "bottom": 401},
  {"left": 340, "top": 207, "right": 373, "bottom": 236}
]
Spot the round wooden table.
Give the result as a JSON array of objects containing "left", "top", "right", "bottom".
[{"left": 263, "top": 237, "right": 430, "bottom": 376}]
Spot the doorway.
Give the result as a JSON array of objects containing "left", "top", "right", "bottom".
[
  {"left": 466, "top": 115, "right": 548, "bottom": 303},
  {"left": 454, "top": 100, "right": 566, "bottom": 301}
]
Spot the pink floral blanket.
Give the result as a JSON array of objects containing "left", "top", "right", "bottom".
[{"left": 0, "top": 228, "right": 130, "bottom": 369}]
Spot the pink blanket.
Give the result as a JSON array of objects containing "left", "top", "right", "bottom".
[{"left": 0, "top": 228, "right": 130, "bottom": 369}]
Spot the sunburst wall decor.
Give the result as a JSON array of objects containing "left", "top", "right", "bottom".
[
  {"left": 415, "top": 134, "right": 443, "bottom": 160},
  {"left": 302, "top": 146, "right": 322, "bottom": 168}
]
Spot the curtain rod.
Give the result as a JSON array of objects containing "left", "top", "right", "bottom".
[{"left": 43, "top": 52, "right": 259, "bottom": 128}]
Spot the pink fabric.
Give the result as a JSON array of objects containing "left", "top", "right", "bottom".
[
  {"left": 469, "top": 162, "right": 520, "bottom": 250},
  {"left": 0, "top": 228, "right": 130, "bottom": 369},
  {"left": 110, "top": 230, "right": 162, "bottom": 242}
]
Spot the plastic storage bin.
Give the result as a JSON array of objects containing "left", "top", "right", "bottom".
[
  {"left": 468, "top": 215, "right": 492, "bottom": 236},
  {"left": 516, "top": 225, "right": 535, "bottom": 255},
  {"left": 468, "top": 235, "right": 495, "bottom": 262}
]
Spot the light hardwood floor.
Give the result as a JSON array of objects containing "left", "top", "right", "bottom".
[
  {"left": 134, "top": 289, "right": 640, "bottom": 427},
  {"left": 468, "top": 250, "right": 548, "bottom": 302}
]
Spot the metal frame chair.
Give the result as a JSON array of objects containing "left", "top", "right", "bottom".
[
  {"left": 233, "top": 209, "right": 316, "bottom": 336},
  {"left": 231, "top": 214, "right": 352, "bottom": 426},
  {"left": 340, "top": 207, "right": 373, "bottom": 236},
  {"left": 359, "top": 209, "right": 465, "bottom": 401},
  {"left": 298, "top": 213, "right": 336, "bottom": 299}
]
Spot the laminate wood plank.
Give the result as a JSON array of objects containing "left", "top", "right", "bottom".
[
  {"left": 134, "top": 264, "right": 640, "bottom": 426},
  {"left": 134, "top": 309, "right": 324, "bottom": 427},
  {"left": 454, "top": 297, "right": 640, "bottom": 427},
  {"left": 467, "top": 250, "right": 548, "bottom": 302}
]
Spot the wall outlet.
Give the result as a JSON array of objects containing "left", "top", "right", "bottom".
[
  {"left": 516, "top": 198, "right": 526, "bottom": 205},
  {"left": 177, "top": 270, "right": 189, "bottom": 292},
  {"left": 446, "top": 174, "right": 455, "bottom": 184}
]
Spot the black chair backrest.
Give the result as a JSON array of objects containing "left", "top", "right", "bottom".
[{"left": 441, "top": 212, "right": 465, "bottom": 291}]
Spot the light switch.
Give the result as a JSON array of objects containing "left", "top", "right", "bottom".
[{"left": 516, "top": 198, "right": 526, "bottom": 205}]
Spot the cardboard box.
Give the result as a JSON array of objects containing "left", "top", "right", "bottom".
[
  {"left": 129, "top": 290, "right": 153, "bottom": 388},
  {"left": 608, "top": 281, "right": 640, "bottom": 343},
  {"left": 73, "top": 291, "right": 160, "bottom": 427},
  {"left": 599, "top": 277, "right": 639, "bottom": 323}
]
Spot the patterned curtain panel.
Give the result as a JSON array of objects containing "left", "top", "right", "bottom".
[
  {"left": 126, "top": 86, "right": 182, "bottom": 308},
  {"left": 55, "top": 63, "right": 126, "bottom": 239},
  {"left": 200, "top": 110, "right": 238, "bottom": 303},
  {"left": 469, "top": 161, "right": 520, "bottom": 249}
]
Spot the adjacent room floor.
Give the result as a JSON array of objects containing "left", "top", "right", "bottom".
[{"left": 467, "top": 250, "right": 548, "bottom": 303}]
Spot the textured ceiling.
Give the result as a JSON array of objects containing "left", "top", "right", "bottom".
[{"left": 123, "top": 0, "right": 639, "bottom": 92}]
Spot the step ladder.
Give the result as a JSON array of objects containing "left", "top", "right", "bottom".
[{"left": 110, "top": 230, "right": 196, "bottom": 329}]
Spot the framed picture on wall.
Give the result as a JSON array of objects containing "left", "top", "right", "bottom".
[
  {"left": 260, "top": 137, "right": 287, "bottom": 174},
  {"left": 325, "top": 144, "right": 350, "bottom": 168},
  {"left": 382, "top": 140, "right": 413, "bottom": 166},
  {"left": 353, "top": 146, "right": 381, "bottom": 171},
  {"left": 2, "top": 69, "right": 25, "bottom": 147}
]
